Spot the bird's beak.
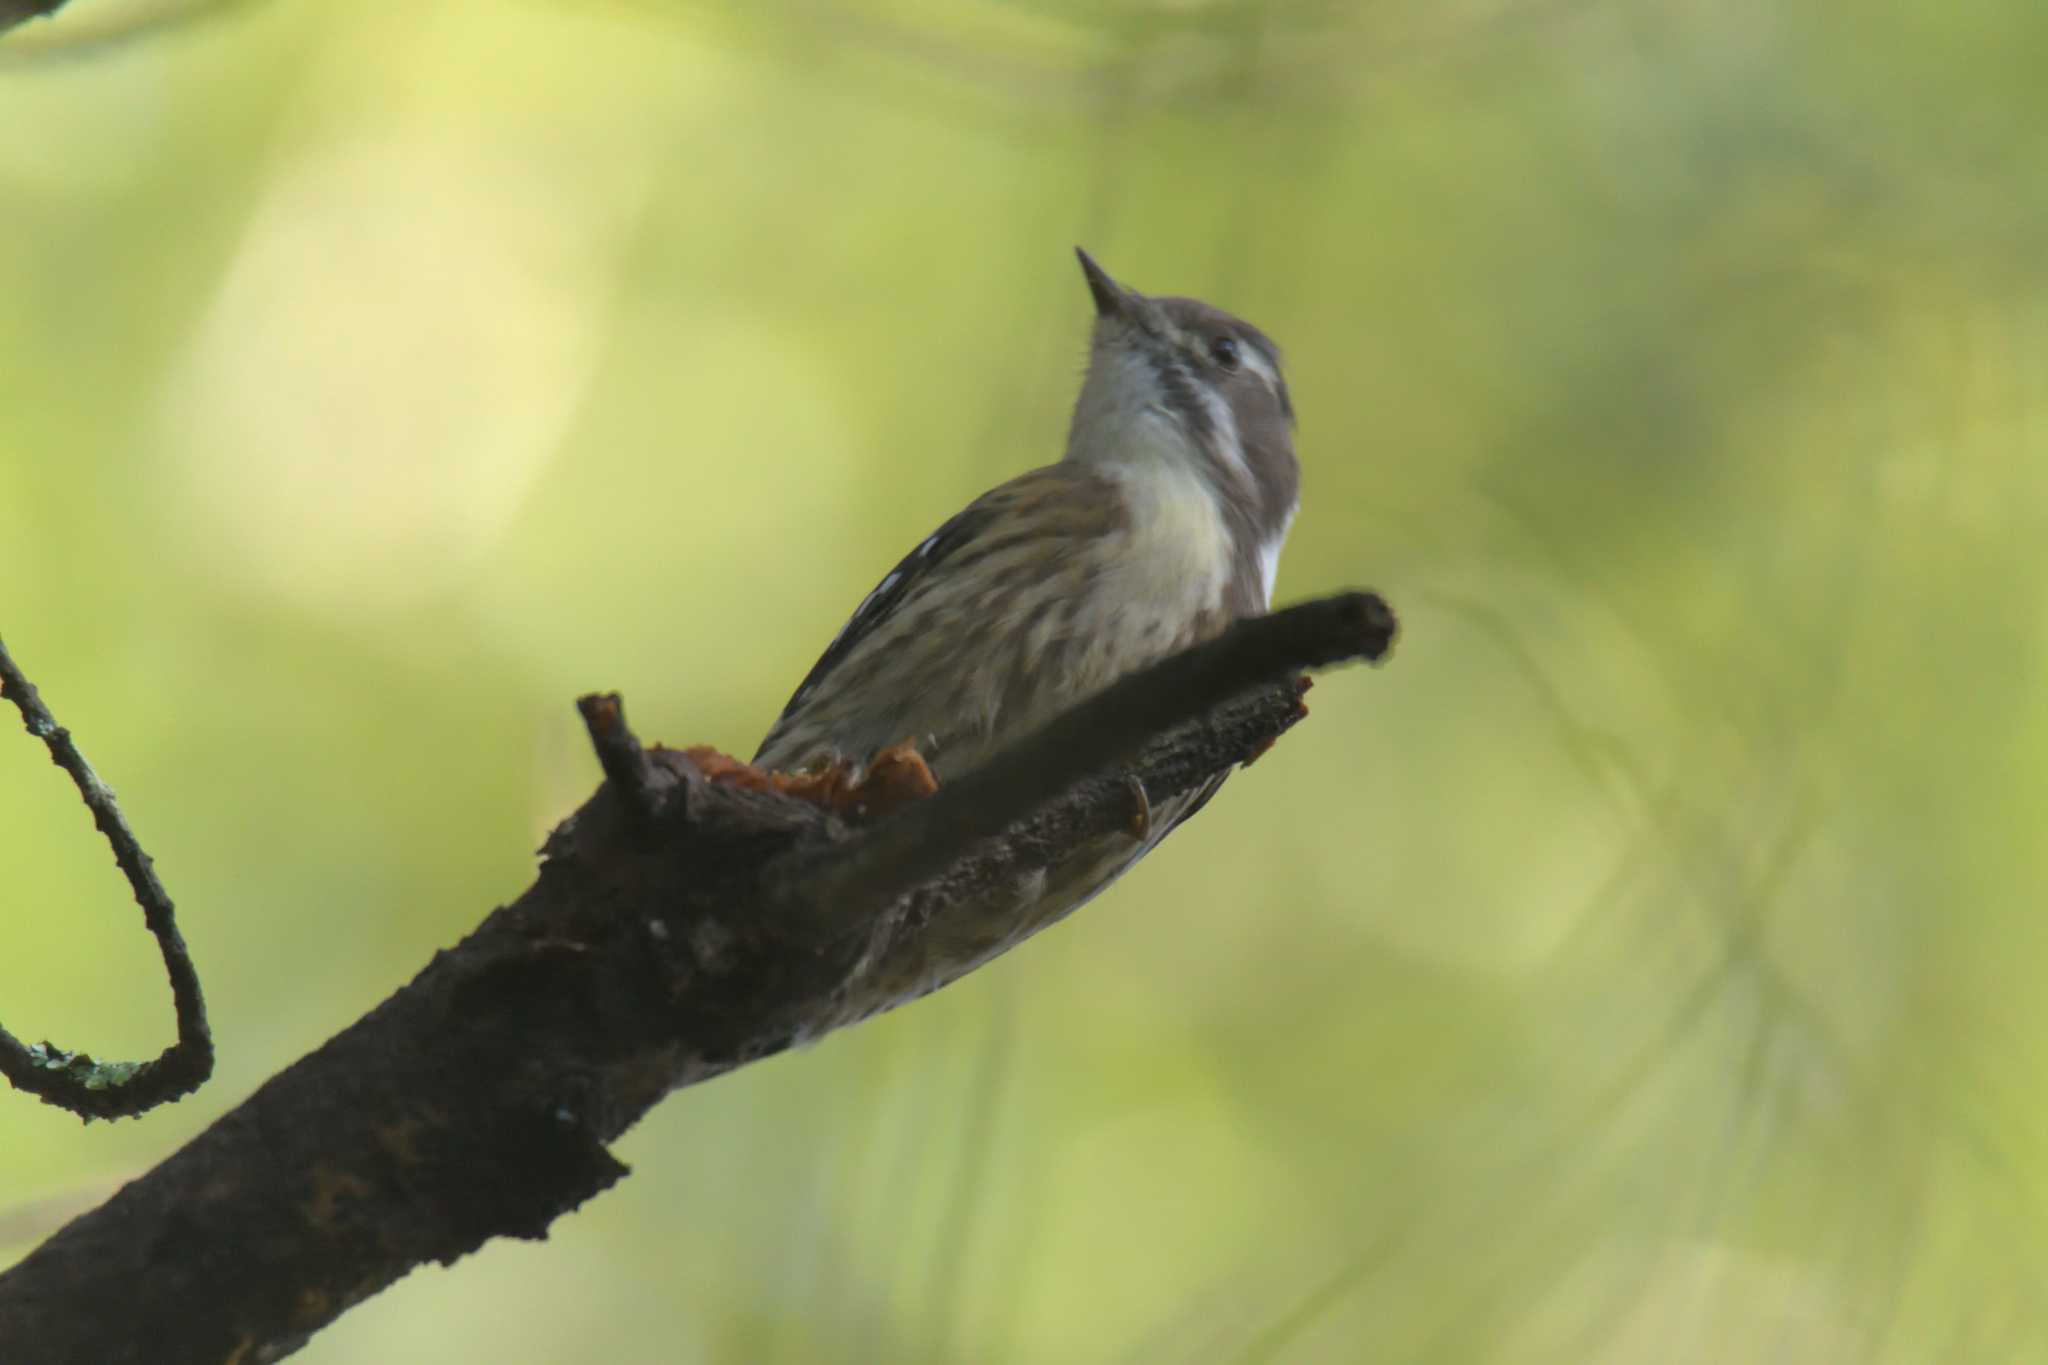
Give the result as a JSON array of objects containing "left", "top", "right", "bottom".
[{"left": 1075, "top": 247, "right": 1131, "bottom": 320}]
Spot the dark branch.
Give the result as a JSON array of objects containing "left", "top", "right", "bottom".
[
  {"left": 0, "top": 590, "right": 1395, "bottom": 1363},
  {"left": 0, "top": 634, "right": 213, "bottom": 1120},
  {"left": 771, "top": 590, "right": 1397, "bottom": 931}
]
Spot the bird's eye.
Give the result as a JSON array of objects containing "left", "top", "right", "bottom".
[{"left": 1208, "top": 334, "right": 1242, "bottom": 371}]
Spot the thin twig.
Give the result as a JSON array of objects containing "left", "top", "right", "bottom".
[
  {"left": 0, "top": 634, "right": 212, "bottom": 1120},
  {"left": 0, "top": 0, "right": 64, "bottom": 36},
  {"left": 770, "top": 590, "right": 1398, "bottom": 930},
  {"left": 575, "top": 691, "right": 664, "bottom": 831}
]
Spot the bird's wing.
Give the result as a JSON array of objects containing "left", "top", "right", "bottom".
[{"left": 754, "top": 464, "right": 1123, "bottom": 771}]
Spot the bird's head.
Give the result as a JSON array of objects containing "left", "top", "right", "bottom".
[{"left": 1063, "top": 248, "right": 1301, "bottom": 580}]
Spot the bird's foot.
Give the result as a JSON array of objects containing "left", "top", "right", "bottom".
[
  {"left": 859, "top": 739, "right": 940, "bottom": 817},
  {"left": 697, "top": 739, "right": 937, "bottom": 819}
]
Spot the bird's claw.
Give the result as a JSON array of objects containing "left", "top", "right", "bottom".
[{"left": 1122, "top": 773, "right": 1151, "bottom": 842}]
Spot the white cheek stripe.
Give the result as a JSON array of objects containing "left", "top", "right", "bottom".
[
  {"left": 1200, "top": 385, "right": 1249, "bottom": 479},
  {"left": 1258, "top": 501, "right": 1297, "bottom": 607}
]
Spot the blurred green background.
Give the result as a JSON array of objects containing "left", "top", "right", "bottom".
[{"left": 3, "top": 0, "right": 2045, "bottom": 1360}]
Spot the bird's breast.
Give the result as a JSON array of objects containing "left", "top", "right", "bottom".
[
  {"left": 1038, "top": 462, "right": 1237, "bottom": 698},
  {"left": 1106, "top": 460, "right": 1235, "bottom": 615}
]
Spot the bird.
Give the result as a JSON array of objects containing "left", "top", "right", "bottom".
[{"left": 754, "top": 248, "right": 1301, "bottom": 1022}]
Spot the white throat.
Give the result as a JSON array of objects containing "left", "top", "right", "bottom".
[{"left": 1064, "top": 344, "right": 1184, "bottom": 469}]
